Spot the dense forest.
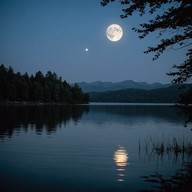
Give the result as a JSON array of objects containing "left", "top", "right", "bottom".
[
  {"left": 89, "top": 85, "right": 192, "bottom": 103},
  {"left": 0, "top": 64, "right": 89, "bottom": 104}
]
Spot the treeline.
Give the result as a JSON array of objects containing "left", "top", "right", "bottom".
[
  {"left": 0, "top": 64, "right": 89, "bottom": 104},
  {"left": 89, "top": 85, "right": 192, "bottom": 103}
]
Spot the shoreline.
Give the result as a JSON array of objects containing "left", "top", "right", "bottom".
[
  {"left": 0, "top": 101, "right": 88, "bottom": 106},
  {"left": 0, "top": 101, "right": 176, "bottom": 106}
]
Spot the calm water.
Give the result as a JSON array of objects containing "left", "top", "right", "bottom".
[{"left": 0, "top": 104, "right": 191, "bottom": 192}]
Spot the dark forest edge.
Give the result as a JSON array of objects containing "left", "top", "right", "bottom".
[
  {"left": 89, "top": 85, "right": 192, "bottom": 103},
  {"left": 0, "top": 64, "right": 89, "bottom": 104}
]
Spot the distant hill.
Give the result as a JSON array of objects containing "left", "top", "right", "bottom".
[
  {"left": 89, "top": 85, "right": 192, "bottom": 103},
  {"left": 77, "top": 80, "right": 171, "bottom": 93}
]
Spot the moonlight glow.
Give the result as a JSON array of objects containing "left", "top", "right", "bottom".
[
  {"left": 114, "top": 146, "right": 128, "bottom": 167},
  {"left": 106, "top": 24, "right": 123, "bottom": 42},
  {"left": 114, "top": 146, "right": 128, "bottom": 182}
]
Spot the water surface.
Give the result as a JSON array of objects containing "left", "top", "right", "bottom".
[{"left": 0, "top": 104, "right": 191, "bottom": 191}]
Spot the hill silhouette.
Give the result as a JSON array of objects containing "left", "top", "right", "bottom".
[{"left": 77, "top": 80, "right": 171, "bottom": 93}]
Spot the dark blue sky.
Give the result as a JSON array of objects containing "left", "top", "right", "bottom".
[{"left": 0, "top": 0, "right": 186, "bottom": 83}]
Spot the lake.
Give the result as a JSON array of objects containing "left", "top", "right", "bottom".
[{"left": 0, "top": 103, "right": 192, "bottom": 192}]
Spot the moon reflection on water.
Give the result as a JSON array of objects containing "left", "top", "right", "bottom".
[{"left": 113, "top": 146, "right": 129, "bottom": 182}]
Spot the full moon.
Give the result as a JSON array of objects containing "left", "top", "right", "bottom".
[{"left": 106, "top": 24, "right": 123, "bottom": 42}]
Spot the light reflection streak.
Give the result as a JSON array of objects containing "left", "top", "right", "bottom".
[{"left": 113, "top": 146, "right": 129, "bottom": 182}]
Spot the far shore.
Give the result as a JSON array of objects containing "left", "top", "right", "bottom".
[
  {"left": 0, "top": 101, "right": 88, "bottom": 105},
  {"left": 0, "top": 101, "right": 177, "bottom": 106}
]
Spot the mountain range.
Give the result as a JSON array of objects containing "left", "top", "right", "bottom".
[{"left": 77, "top": 80, "right": 171, "bottom": 93}]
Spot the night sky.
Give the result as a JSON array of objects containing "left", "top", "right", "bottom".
[{"left": 0, "top": 0, "right": 186, "bottom": 83}]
